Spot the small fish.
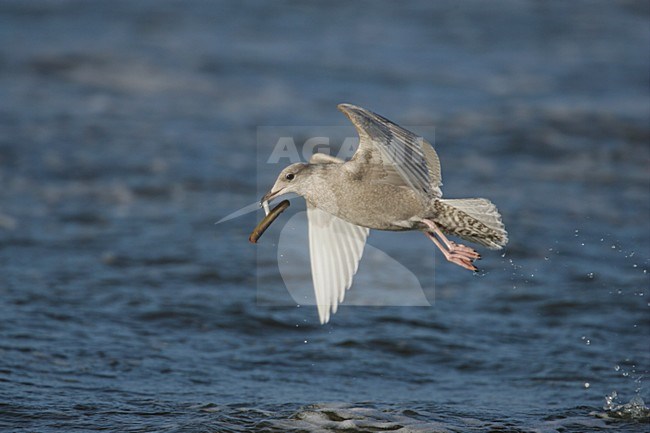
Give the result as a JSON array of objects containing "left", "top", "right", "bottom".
[{"left": 249, "top": 200, "right": 290, "bottom": 244}]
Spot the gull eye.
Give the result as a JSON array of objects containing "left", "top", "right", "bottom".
[{"left": 285, "top": 173, "right": 295, "bottom": 181}]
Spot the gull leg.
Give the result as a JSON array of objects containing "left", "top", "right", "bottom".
[
  {"left": 421, "top": 219, "right": 480, "bottom": 271},
  {"left": 445, "top": 240, "right": 481, "bottom": 258},
  {"left": 425, "top": 232, "right": 478, "bottom": 271}
]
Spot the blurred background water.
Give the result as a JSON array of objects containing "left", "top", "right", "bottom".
[{"left": 0, "top": 1, "right": 649, "bottom": 432}]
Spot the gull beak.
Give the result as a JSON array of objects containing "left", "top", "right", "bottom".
[{"left": 260, "top": 189, "right": 282, "bottom": 206}]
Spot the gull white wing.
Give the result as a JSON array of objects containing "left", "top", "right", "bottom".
[
  {"left": 338, "top": 103, "right": 442, "bottom": 198},
  {"left": 307, "top": 202, "right": 369, "bottom": 324}
]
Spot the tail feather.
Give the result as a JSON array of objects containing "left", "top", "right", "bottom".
[{"left": 434, "top": 198, "right": 508, "bottom": 249}]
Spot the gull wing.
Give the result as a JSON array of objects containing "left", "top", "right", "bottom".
[
  {"left": 307, "top": 202, "right": 369, "bottom": 324},
  {"left": 338, "top": 103, "right": 442, "bottom": 198}
]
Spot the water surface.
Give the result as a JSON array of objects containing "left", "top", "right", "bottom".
[{"left": 0, "top": 1, "right": 649, "bottom": 431}]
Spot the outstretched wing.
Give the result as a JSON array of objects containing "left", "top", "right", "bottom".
[
  {"left": 338, "top": 103, "right": 442, "bottom": 198},
  {"left": 307, "top": 202, "right": 369, "bottom": 324}
]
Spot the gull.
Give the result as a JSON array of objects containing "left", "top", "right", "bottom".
[{"left": 261, "top": 104, "right": 508, "bottom": 323}]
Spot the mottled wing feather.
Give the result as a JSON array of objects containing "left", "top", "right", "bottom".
[
  {"left": 422, "top": 140, "right": 442, "bottom": 197},
  {"left": 338, "top": 103, "right": 442, "bottom": 198},
  {"left": 307, "top": 202, "right": 369, "bottom": 324}
]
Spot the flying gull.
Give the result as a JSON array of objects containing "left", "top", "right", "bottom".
[{"left": 258, "top": 104, "right": 508, "bottom": 323}]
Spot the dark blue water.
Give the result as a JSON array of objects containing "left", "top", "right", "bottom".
[{"left": 1, "top": 1, "right": 649, "bottom": 431}]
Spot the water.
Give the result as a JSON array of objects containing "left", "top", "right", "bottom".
[{"left": 1, "top": 0, "right": 649, "bottom": 431}]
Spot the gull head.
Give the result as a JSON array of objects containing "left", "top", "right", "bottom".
[{"left": 261, "top": 162, "right": 311, "bottom": 204}]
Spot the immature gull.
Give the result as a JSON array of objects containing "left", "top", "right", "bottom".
[{"left": 260, "top": 104, "right": 508, "bottom": 323}]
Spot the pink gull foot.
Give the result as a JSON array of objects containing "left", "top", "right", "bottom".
[
  {"left": 421, "top": 218, "right": 480, "bottom": 272},
  {"left": 425, "top": 232, "right": 478, "bottom": 271},
  {"left": 448, "top": 241, "right": 481, "bottom": 260}
]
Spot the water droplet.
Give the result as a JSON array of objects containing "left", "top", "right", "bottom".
[
  {"left": 587, "top": 272, "right": 594, "bottom": 279},
  {"left": 614, "top": 365, "right": 620, "bottom": 371},
  {"left": 584, "top": 382, "right": 590, "bottom": 388},
  {"left": 303, "top": 340, "right": 308, "bottom": 344},
  {"left": 633, "top": 264, "right": 638, "bottom": 268},
  {"left": 611, "top": 245, "right": 616, "bottom": 249},
  {"left": 544, "top": 257, "right": 549, "bottom": 261},
  {"left": 604, "top": 391, "right": 618, "bottom": 410},
  {"left": 581, "top": 242, "right": 585, "bottom": 246}
]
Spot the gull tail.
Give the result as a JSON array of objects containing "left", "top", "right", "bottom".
[{"left": 433, "top": 198, "right": 508, "bottom": 249}]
